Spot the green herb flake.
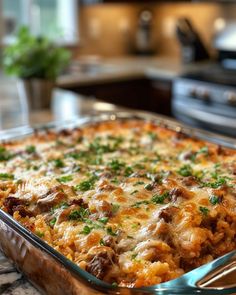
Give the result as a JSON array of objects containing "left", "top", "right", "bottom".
[
  {"left": 134, "top": 181, "right": 145, "bottom": 186},
  {"left": 0, "top": 147, "right": 13, "bottom": 161},
  {"left": 131, "top": 190, "right": 138, "bottom": 195},
  {"left": 106, "top": 226, "right": 117, "bottom": 236},
  {"left": 111, "top": 282, "right": 118, "bottom": 288},
  {"left": 35, "top": 231, "right": 44, "bottom": 238},
  {"left": 56, "top": 175, "right": 73, "bottom": 183},
  {"left": 80, "top": 225, "right": 92, "bottom": 235},
  {"left": 26, "top": 145, "right": 36, "bottom": 154},
  {"left": 151, "top": 192, "right": 169, "bottom": 204},
  {"left": 49, "top": 217, "right": 57, "bottom": 227},
  {"left": 147, "top": 131, "right": 158, "bottom": 141},
  {"left": 144, "top": 183, "right": 153, "bottom": 191},
  {"left": 124, "top": 166, "right": 134, "bottom": 177},
  {"left": 199, "top": 206, "right": 209, "bottom": 216},
  {"left": 100, "top": 238, "right": 105, "bottom": 246},
  {"left": 131, "top": 253, "right": 138, "bottom": 260},
  {"left": 131, "top": 200, "right": 150, "bottom": 208},
  {"left": 98, "top": 217, "right": 109, "bottom": 224},
  {"left": 111, "top": 203, "right": 120, "bottom": 214},
  {"left": 0, "top": 173, "right": 14, "bottom": 180},
  {"left": 68, "top": 208, "right": 90, "bottom": 221},
  {"left": 209, "top": 195, "right": 221, "bottom": 205},
  {"left": 75, "top": 176, "right": 98, "bottom": 192},
  {"left": 108, "top": 159, "right": 125, "bottom": 172},
  {"left": 54, "top": 158, "right": 65, "bottom": 168},
  {"left": 177, "top": 164, "right": 193, "bottom": 177}
]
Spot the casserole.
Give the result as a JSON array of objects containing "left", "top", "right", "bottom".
[{"left": 0, "top": 112, "right": 235, "bottom": 294}]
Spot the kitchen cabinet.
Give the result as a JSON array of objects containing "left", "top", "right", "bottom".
[{"left": 59, "top": 77, "right": 172, "bottom": 116}]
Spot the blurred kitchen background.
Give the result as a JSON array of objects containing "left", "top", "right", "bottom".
[{"left": 0, "top": 0, "right": 236, "bottom": 137}]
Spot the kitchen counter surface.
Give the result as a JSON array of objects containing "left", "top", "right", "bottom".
[{"left": 57, "top": 56, "right": 206, "bottom": 87}]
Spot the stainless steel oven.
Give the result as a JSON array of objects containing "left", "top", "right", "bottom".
[{"left": 172, "top": 23, "right": 236, "bottom": 137}]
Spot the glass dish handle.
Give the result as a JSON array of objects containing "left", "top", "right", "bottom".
[{"left": 156, "top": 250, "right": 236, "bottom": 294}]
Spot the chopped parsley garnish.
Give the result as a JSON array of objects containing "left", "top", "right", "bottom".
[
  {"left": 131, "top": 200, "right": 150, "bottom": 208},
  {"left": 106, "top": 226, "right": 117, "bottom": 236},
  {"left": 68, "top": 208, "right": 90, "bottom": 221},
  {"left": 124, "top": 166, "right": 134, "bottom": 177},
  {"left": 111, "top": 282, "right": 118, "bottom": 288},
  {"left": 147, "top": 131, "right": 158, "bottom": 141},
  {"left": 111, "top": 178, "right": 119, "bottom": 184},
  {"left": 35, "top": 231, "right": 44, "bottom": 238},
  {"left": 26, "top": 145, "right": 36, "bottom": 154},
  {"left": 56, "top": 175, "right": 73, "bottom": 183},
  {"left": 209, "top": 195, "right": 221, "bottom": 205},
  {"left": 80, "top": 225, "right": 92, "bottom": 235},
  {"left": 202, "top": 177, "right": 228, "bottom": 188},
  {"left": 151, "top": 192, "right": 169, "bottom": 204},
  {"left": 131, "top": 190, "right": 138, "bottom": 195},
  {"left": 49, "top": 217, "right": 57, "bottom": 227},
  {"left": 144, "top": 183, "right": 153, "bottom": 191},
  {"left": 131, "top": 253, "right": 138, "bottom": 260},
  {"left": 75, "top": 175, "right": 98, "bottom": 191},
  {"left": 100, "top": 238, "right": 105, "bottom": 246},
  {"left": 89, "top": 138, "right": 114, "bottom": 154},
  {"left": 108, "top": 159, "right": 125, "bottom": 172},
  {"left": 199, "top": 206, "right": 209, "bottom": 216},
  {"left": 134, "top": 181, "right": 145, "bottom": 186},
  {"left": 0, "top": 147, "right": 13, "bottom": 161},
  {"left": 177, "top": 164, "right": 193, "bottom": 177},
  {"left": 198, "top": 146, "right": 209, "bottom": 155},
  {"left": 54, "top": 159, "right": 65, "bottom": 168},
  {"left": 111, "top": 203, "right": 120, "bottom": 214},
  {"left": 98, "top": 217, "right": 109, "bottom": 224},
  {"left": 0, "top": 173, "right": 14, "bottom": 180}
]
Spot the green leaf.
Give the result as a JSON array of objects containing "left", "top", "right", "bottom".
[
  {"left": 54, "top": 159, "right": 65, "bottom": 168},
  {"left": 80, "top": 225, "right": 92, "bottom": 235},
  {"left": 0, "top": 173, "right": 14, "bottom": 180},
  {"left": 56, "top": 175, "right": 73, "bottom": 183},
  {"left": 199, "top": 206, "right": 209, "bottom": 216},
  {"left": 98, "top": 217, "right": 109, "bottom": 224},
  {"left": 68, "top": 208, "right": 90, "bottom": 221},
  {"left": 177, "top": 164, "right": 193, "bottom": 177},
  {"left": 106, "top": 226, "right": 117, "bottom": 236},
  {"left": 49, "top": 217, "right": 57, "bottom": 227},
  {"left": 75, "top": 176, "right": 98, "bottom": 192},
  {"left": 26, "top": 145, "right": 36, "bottom": 154},
  {"left": 209, "top": 195, "right": 221, "bottom": 205},
  {"left": 151, "top": 192, "right": 169, "bottom": 204}
]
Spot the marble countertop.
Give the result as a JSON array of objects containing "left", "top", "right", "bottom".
[
  {"left": 0, "top": 252, "right": 40, "bottom": 294},
  {"left": 57, "top": 56, "right": 207, "bottom": 87}
]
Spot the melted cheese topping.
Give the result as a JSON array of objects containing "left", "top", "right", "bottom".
[{"left": 0, "top": 120, "right": 236, "bottom": 288}]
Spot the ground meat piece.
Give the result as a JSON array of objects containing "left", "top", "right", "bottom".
[
  {"left": 13, "top": 205, "right": 34, "bottom": 217},
  {"left": 158, "top": 206, "right": 179, "bottom": 223},
  {"left": 86, "top": 251, "right": 113, "bottom": 280},
  {"left": 95, "top": 200, "right": 112, "bottom": 217},
  {"left": 69, "top": 198, "right": 88, "bottom": 208},
  {"left": 3, "top": 196, "right": 26, "bottom": 215},
  {"left": 102, "top": 236, "right": 116, "bottom": 249},
  {"left": 36, "top": 190, "right": 67, "bottom": 213},
  {"left": 181, "top": 176, "right": 198, "bottom": 187},
  {"left": 174, "top": 131, "right": 189, "bottom": 140},
  {"left": 169, "top": 187, "right": 192, "bottom": 201}
]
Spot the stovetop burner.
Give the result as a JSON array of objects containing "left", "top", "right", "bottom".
[{"left": 182, "top": 64, "right": 236, "bottom": 86}]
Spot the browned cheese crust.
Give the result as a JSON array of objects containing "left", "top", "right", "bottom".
[{"left": 0, "top": 120, "right": 236, "bottom": 288}]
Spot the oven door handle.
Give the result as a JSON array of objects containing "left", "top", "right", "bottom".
[{"left": 174, "top": 105, "right": 236, "bottom": 129}]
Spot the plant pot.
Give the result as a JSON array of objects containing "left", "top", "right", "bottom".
[{"left": 17, "top": 79, "right": 54, "bottom": 110}]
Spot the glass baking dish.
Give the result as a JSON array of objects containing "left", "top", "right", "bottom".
[{"left": 0, "top": 111, "right": 236, "bottom": 295}]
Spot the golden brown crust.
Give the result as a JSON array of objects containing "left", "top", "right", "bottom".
[{"left": 0, "top": 119, "right": 236, "bottom": 288}]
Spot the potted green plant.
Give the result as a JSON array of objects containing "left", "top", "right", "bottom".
[{"left": 3, "top": 27, "right": 71, "bottom": 109}]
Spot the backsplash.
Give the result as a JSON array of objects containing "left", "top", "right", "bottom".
[{"left": 77, "top": 2, "right": 235, "bottom": 58}]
